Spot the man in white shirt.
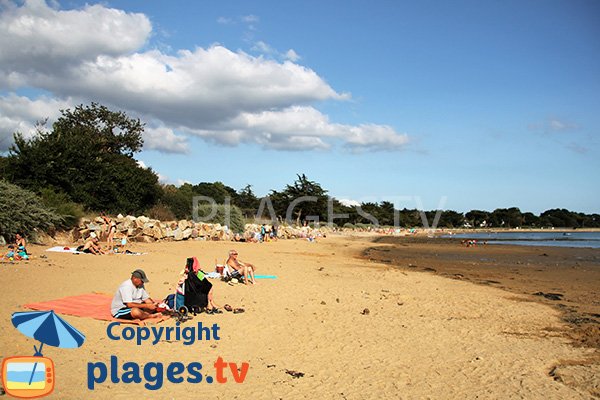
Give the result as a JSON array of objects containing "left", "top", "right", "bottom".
[{"left": 111, "top": 269, "right": 161, "bottom": 320}]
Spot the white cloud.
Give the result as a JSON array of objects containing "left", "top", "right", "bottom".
[
  {"left": 548, "top": 118, "right": 579, "bottom": 132},
  {"left": 251, "top": 41, "right": 302, "bottom": 63},
  {"left": 0, "top": 1, "right": 410, "bottom": 154},
  {"left": 176, "top": 179, "right": 192, "bottom": 186},
  {"left": 338, "top": 198, "right": 361, "bottom": 207},
  {"left": 143, "top": 126, "right": 189, "bottom": 154},
  {"left": 343, "top": 124, "right": 410, "bottom": 151},
  {"left": 241, "top": 14, "right": 259, "bottom": 23},
  {"left": 216, "top": 16, "right": 232, "bottom": 24},
  {"left": 528, "top": 117, "right": 580, "bottom": 134},
  {"left": 137, "top": 160, "right": 148, "bottom": 169},
  {"left": 0, "top": 0, "right": 150, "bottom": 88},
  {"left": 285, "top": 49, "right": 301, "bottom": 62},
  {"left": 185, "top": 106, "right": 408, "bottom": 151},
  {"left": 251, "top": 40, "right": 274, "bottom": 54},
  {"left": 528, "top": 117, "right": 589, "bottom": 155},
  {"left": 0, "top": 94, "right": 73, "bottom": 150}
]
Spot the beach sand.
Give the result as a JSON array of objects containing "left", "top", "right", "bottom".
[{"left": 1, "top": 234, "right": 598, "bottom": 399}]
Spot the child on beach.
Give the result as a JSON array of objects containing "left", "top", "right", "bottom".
[{"left": 1, "top": 244, "right": 28, "bottom": 261}]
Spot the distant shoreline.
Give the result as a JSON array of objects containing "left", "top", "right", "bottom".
[{"left": 434, "top": 227, "right": 600, "bottom": 234}]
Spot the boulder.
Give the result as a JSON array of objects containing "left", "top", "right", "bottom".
[
  {"left": 132, "top": 235, "right": 155, "bottom": 243},
  {"left": 142, "top": 225, "right": 164, "bottom": 240},
  {"left": 86, "top": 223, "right": 102, "bottom": 232},
  {"left": 178, "top": 220, "right": 190, "bottom": 231},
  {"left": 182, "top": 228, "right": 193, "bottom": 240},
  {"left": 173, "top": 229, "right": 184, "bottom": 241}
]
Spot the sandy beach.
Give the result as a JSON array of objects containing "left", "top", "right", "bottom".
[{"left": 1, "top": 234, "right": 599, "bottom": 399}]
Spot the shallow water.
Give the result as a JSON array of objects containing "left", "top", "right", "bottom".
[{"left": 442, "top": 231, "right": 600, "bottom": 249}]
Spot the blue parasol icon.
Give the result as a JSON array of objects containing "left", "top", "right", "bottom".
[{"left": 11, "top": 310, "right": 86, "bottom": 385}]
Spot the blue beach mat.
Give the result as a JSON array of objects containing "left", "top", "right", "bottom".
[{"left": 254, "top": 275, "right": 277, "bottom": 279}]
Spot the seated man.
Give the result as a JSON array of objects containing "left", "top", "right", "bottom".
[
  {"left": 77, "top": 236, "right": 106, "bottom": 255},
  {"left": 225, "top": 250, "right": 256, "bottom": 285},
  {"left": 110, "top": 269, "right": 162, "bottom": 320}
]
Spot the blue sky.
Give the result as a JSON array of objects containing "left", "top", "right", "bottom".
[{"left": 0, "top": 0, "right": 599, "bottom": 213}]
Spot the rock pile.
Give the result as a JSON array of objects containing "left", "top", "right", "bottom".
[{"left": 72, "top": 215, "right": 333, "bottom": 243}]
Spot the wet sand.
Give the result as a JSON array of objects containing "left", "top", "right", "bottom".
[
  {"left": 364, "top": 235, "right": 600, "bottom": 348},
  {"left": 364, "top": 234, "right": 600, "bottom": 396}
]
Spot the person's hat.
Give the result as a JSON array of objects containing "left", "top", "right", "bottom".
[{"left": 132, "top": 269, "right": 149, "bottom": 283}]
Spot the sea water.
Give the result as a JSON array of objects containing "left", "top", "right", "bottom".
[{"left": 442, "top": 231, "right": 600, "bottom": 249}]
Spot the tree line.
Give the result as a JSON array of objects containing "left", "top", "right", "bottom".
[{"left": 0, "top": 103, "right": 598, "bottom": 239}]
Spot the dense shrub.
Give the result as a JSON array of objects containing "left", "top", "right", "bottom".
[
  {"left": 39, "top": 188, "right": 85, "bottom": 229},
  {"left": 0, "top": 180, "right": 63, "bottom": 241},
  {"left": 147, "top": 203, "right": 176, "bottom": 221}
]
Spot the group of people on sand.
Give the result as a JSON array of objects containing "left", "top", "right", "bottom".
[
  {"left": 76, "top": 213, "right": 128, "bottom": 255},
  {"left": 1, "top": 232, "right": 29, "bottom": 261},
  {"left": 461, "top": 239, "right": 488, "bottom": 247},
  {"left": 232, "top": 224, "right": 278, "bottom": 243},
  {"left": 110, "top": 249, "right": 257, "bottom": 321}
]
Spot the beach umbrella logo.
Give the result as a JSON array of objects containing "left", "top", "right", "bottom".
[{"left": 1, "top": 310, "right": 86, "bottom": 398}]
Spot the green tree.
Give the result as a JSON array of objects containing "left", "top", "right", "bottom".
[
  {"left": 278, "top": 174, "right": 329, "bottom": 225},
  {"left": 465, "top": 210, "right": 490, "bottom": 228},
  {"left": 397, "top": 208, "right": 421, "bottom": 227},
  {"left": 439, "top": 210, "right": 465, "bottom": 228},
  {"left": 5, "top": 103, "right": 161, "bottom": 213},
  {"left": 237, "top": 184, "right": 259, "bottom": 218},
  {"left": 160, "top": 184, "right": 193, "bottom": 219},
  {"left": 193, "top": 182, "right": 238, "bottom": 204},
  {"left": 0, "top": 155, "right": 8, "bottom": 179},
  {"left": 378, "top": 201, "right": 396, "bottom": 226},
  {"left": 356, "top": 202, "right": 381, "bottom": 225},
  {"left": 540, "top": 209, "right": 578, "bottom": 228},
  {"left": 329, "top": 199, "right": 356, "bottom": 226},
  {"left": 521, "top": 212, "right": 539, "bottom": 227},
  {"left": 489, "top": 208, "right": 523, "bottom": 228}
]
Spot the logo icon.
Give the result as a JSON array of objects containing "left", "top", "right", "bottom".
[
  {"left": 2, "top": 310, "right": 85, "bottom": 398},
  {"left": 2, "top": 357, "right": 55, "bottom": 399}
]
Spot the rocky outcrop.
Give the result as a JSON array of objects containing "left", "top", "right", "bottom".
[{"left": 72, "top": 214, "right": 334, "bottom": 244}]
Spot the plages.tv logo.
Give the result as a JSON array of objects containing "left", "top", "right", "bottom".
[{"left": 1, "top": 310, "right": 85, "bottom": 398}]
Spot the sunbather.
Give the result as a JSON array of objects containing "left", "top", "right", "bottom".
[
  {"left": 226, "top": 249, "right": 256, "bottom": 285},
  {"left": 110, "top": 269, "right": 162, "bottom": 320},
  {"left": 77, "top": 236, "right": 106, "bottom": 255}
]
